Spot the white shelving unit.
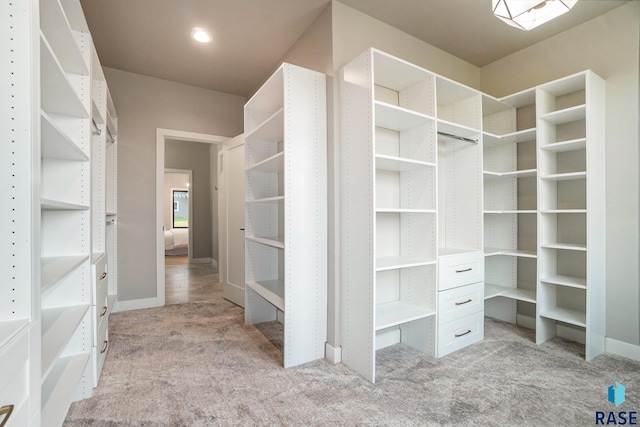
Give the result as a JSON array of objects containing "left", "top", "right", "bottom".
[
  {"left": 1, "top": 1, "right": 39, "bottom": 425},
  {"left": 536, "top": 71, "right": 605, "bottom": 360},
  {"left": 39, "top": 1, "right": 94, "bottom": 424},
  {"left": 244, "top": 63, "right": 327, "bottom": 368},
  {"left": 435, "top": 76, "right": 484, "bottom": 358},
  {"left": 105, "top": 91, "right": 118, "bottom": 314},
  {"left": 340, "top": 49, "right": 438, "bottom": 382},
  {"left": 482, "top": 89, "right": 538, "bottom": 327}
]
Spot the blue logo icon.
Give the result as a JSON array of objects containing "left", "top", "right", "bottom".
[{"left": 608, "top": 382, "right": 625, "bottom": 407}]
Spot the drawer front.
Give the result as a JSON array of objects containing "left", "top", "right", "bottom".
[
  {"left": 438, "top": 251, "right": 484, "bottom": 291},
  {"left": 95, "top": 278, "right": 109, "bottom": 323},
  {"left": 91, "top": 254, "right": 108, "bottom": 304},
  {"left": 437, "top": 311, "right": 484, "bottom": 358},
  {"left": 438, "top": 282, "right": 484, "bottom": 324},
  {"left": 92, "top": 319, "right": 109, "bottom": 387}
]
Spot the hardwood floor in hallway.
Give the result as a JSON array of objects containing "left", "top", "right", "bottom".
[{"left": 165, "top": 256, "right": 223, "bottom": 304}]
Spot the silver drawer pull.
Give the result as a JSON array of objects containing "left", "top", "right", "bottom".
[
  {"left": 100, "top": 306, "right": 108, "bottom": 317},
  {"left": 455, "top": 329, "right": 472, "bottom": 338},
  {"left": 101, "top": 340, "right": 109, "bottom": 354},
  {"left": 100, "top": 272, "right": 107, "bottom": 280},
  {"left": 455, "top": 268, "right": 472, "bottom": 273},
  {"left": 455, "top": 298, "right": 472, "bottom": 306},
  {"left": 0, "top": 405, "right": 14, "bottom": 427}
]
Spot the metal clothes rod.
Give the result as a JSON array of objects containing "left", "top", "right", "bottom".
[
  {"left": 107, "top": 127, "right": 115, "bottom": 143},
  {"left": 91, "top": 119, "right": 102, "bottom": 136},
  {"left": 437, "top": 131, "right": 477, "bottom": 144}
]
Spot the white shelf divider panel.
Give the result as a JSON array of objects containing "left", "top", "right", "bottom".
[
  {"left": 244, "top": 63, "right": 327, "bottom": 369},
  {"left": 536, "top": 70, "right": 606, "bottom": 360},
  {"left": 1, "top": 1, "right": 38, "bottom": 425},
  {"left": 341, "top": 48, "right": 437, "bottom": 383}
]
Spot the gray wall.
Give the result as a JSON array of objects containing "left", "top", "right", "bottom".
[
  {"left": 481, "top": 1, "right": 640, "bottom": 346},
  {"left": 104, "top": 67, "right": 245, "bottom": 302},
  {"left": 165, "top": 140, "right": 214, "bottom": 260}
]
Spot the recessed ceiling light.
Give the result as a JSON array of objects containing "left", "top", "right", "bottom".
[{"left": 192, "top": 28, "right": 212, "bottom": 43}]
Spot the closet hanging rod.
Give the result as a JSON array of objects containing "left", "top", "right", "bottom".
[
  {"left": 91, "top": 119, "right": 102, "bottom": 136},
  {"left": 437, "top": 131, "right": 477, "bottom": 144},
  {"left": 107, "top": 127, "right": 115, "bottom": 143}
]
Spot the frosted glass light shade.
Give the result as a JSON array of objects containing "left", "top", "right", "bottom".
[{"left": 492, "top": 0, "right": 579, "bottom": 31}]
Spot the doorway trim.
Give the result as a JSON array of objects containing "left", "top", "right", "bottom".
[{"left": 156, "top": 128, "right": 228, "bottom": 307}]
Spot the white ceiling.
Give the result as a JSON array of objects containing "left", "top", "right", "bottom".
[{"left": 79, "top": 0, "right": 628, "bottom": 97}]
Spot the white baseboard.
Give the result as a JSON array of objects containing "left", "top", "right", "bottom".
[
  {"left": 325, "top": 342, "right": 342, "bottom": 364},
  {"left": 516, "top": 314, "right": 536, "bottom": 330},
  {"left": 191, "top": 257, "right": 212, "bottom": 264},
  {"left": 116, "top": 297, "right": 159, "bottom": 311},
  {"left": 211, "top": 259, "right": 217, "bottom": 268},
  {"left": 606, "top": 338, "right": 640, "bottom": 362}
]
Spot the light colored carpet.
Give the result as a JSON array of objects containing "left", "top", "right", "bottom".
[{"left": 65, "top": 299, "right": 640, "bottom": 426}]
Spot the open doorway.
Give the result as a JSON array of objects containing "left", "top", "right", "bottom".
[
  {"left": 156, "top": 129, "right": 228, "bottom": 306},
  {"left": 163, "top": 170, "right": 191, "bottom": 264}
]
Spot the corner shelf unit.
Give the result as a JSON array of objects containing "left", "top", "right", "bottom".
[
  {"left": 482, "top": 88, "right": 538, "bottom": 328},
  {"left": 340, "top": 49, "right": 439, "bottom": 382},
  {"left": 244, "top": 63, "right": 327, "bottom": 368},
  {"left": 536, "top": 71, "right": 605, "bottom": 360}
]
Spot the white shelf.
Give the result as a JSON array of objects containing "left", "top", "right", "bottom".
[
  {"left": 540, "top": 138, "right": 586, "bottom": 153},
  {"left": 437, "top": 119, "right": 480, "bottom": 140},
  {"left": 41, "top": 111, "right": 88, "bottom": 161},
  {"left": 246, "top": 151, "right": 284, "bottom": 173},
  {"left": 375, "top": 101, "right": 435, "bottom": 131},
  {"left": 0, "top": 320, "right": 30, "bottom": 350},
  {"left": 540, "top": 275, "right": 587, "bottom": 289},
  {"left": 41, "top": 353, "right": 91, "bottom": 427},
  {"left": 484, "top": 210, "right": 536, "bottom": 214},
  {"left": 483, "top": 169, "right": 537, "bottom": 180},
  {"left": 375, "top": 302, "right": 435, "bottom": 330},
  {"left": 484, "top": 247, "right": 537, "bottom": 258},
  {"left": 245, "top": 235, "right": 284, "bottom": 249},
  {"left": 540, "top": 104, "right": 586, "bottom": 124},
  {"left": 483, "top": 128, "right": 536, "bottom": 147},
  {"left": 41, "top": 199, "right": 89, "bottom": 211},
  {"left": 375, "top": 154, "right": 435, "bottom": 171},
  {"left": 541, "top": 171, "right": 586, "bottom": 181},
  {"left": 40, "top": 35, "right": 88, "bottom": 118},
  {"left": 41, "top": 304, "right": 90, "bottom": 379},
  {"left": 40, "top": 1, "right": 88, "bottom": 75},
  {"left": 539, "top": 307, "right": 586, "bottom": 328},
  {"left": 540, "top": 209, "right": 587, "bottom": 214},
  {"left": 485, "top": 283, "right": 536, "bottom": 303},
  {"left": 245, "top": 108, "right": 284, "bottom": 142},
  {"left": 41, "top": 255, "right": 89, "bottom": 291},
  {"left": 376, "top": 208, "right": 436, "bottom": 214},
  {"left": 246, "top": 280, "right": 285, "bottom": 312},
  {"left": 540, "top": 242, "right": 587, "bottom": 251},
  {"left": 246, "top": 196, "right": 284, "bottom": 204},
  {"left": 376, "top": 256, "right": 436, "bottom": 271}
]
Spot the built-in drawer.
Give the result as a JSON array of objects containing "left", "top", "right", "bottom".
[
  {"left": 438, "top": 251, "right": 484, "bottom": 291},
  {"left": 438, "top": 282, "right": 484, "bottom": 324},
  {"left": 91, "top": 254, "right": 108, "bottom": 304},
  {"left": 92, "top": 318, "right": 109, "bottom": 388},
  {"left": 93, "top": 277, "right": 109, "bottom": 330},
  {"left": 437, "top": 311, "right": 484, "bottom": 357}
]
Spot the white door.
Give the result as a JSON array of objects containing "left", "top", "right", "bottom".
[{"left": 218, "top": 134, "right": 245, "bottom": 307}]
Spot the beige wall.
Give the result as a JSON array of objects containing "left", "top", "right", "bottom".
[
  {"left": 104, "top": 67, "right": 244, "bottom": 302},
  {"left": 165, "top": 140, "right": 215, "bottom": 261},
  {"left": 481, "top": 2, "right": 640, "bottom": 346}
]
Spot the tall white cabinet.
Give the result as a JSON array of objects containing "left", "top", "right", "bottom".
[
  {"left": 244, "top": 63, "right": 327, "bottom": 368},
  {"left": 1, "top": 0, "right": 117, "bottom": 425}
]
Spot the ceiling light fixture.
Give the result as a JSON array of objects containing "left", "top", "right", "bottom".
[
  {"left": 191, "top": 27, "right": 212, "bottom": 43},
  {"left": 492, "top": 0, "right": 579, "bottom": 31}
]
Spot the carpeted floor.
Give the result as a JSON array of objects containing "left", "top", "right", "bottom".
[{"left": 65, "top": 299, "right": 640, "bottom": 426}]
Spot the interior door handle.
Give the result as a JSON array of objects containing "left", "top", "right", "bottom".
[{"left": 240, "top": 228, "right": 245, "bottom": 231}]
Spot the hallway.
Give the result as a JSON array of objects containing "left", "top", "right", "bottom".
[{"left": 165, "top": 256, "right": 222, "bottom": 304}]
